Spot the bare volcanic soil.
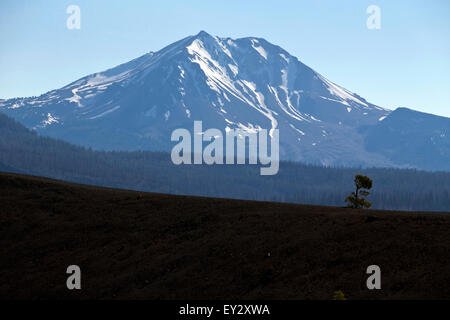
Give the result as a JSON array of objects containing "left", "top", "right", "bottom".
[{"left": 0, "top": 172, "right": 450, "bottom": 300}]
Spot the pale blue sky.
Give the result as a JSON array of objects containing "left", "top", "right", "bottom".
[{"left": 1, "top": 0, "right": 449, "bottom": 117}]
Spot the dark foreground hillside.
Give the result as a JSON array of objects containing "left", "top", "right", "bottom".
[{"left": 1, "top": 172, "right": 450, "bottom": 300}]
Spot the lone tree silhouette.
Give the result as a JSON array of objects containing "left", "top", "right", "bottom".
[{"left": 346, "top": 174, "right": 373, "bottom": 209}]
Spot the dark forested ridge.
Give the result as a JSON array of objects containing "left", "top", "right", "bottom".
[{"left": 0, "top": 112, "right": 449, "bottom": 211}]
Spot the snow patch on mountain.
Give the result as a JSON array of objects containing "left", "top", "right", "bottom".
[
  {"left": 251, "top": 39, "right": 268, "bottom": 60},
  {"left": 318, "top": 75, "right": 368, "bottom": 108},
  {"left": 88, "top": 105, "right": 120, "bottom": 120}
]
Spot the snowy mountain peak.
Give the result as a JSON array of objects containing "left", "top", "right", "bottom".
[
  {"left": 1, "top": 32, "right": 399, "bottom": 168},
  {"left": 195, "top": 30, "right": 211, "bottom": 37}
]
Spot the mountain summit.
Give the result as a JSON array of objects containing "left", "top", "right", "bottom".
[{"left": 1, "top": 31, "right": 449, "bottom": 170}]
